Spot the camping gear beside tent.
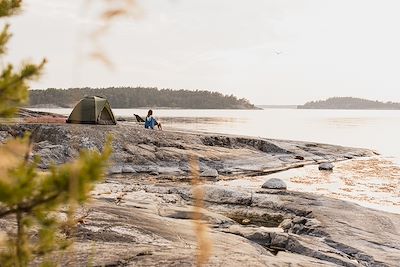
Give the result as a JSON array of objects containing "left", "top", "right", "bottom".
[
  {"left": 66, "top": 96, "right": 116, "bottom": 125},
  {"left": 134, "top": 114, "right": 145, "bottom": 123}
]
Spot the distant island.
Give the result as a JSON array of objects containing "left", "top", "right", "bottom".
[
  {"left": 28, "top": 87, "right": 258, "bottom": 109},
  {"left": 298, "top": 97, "right": 400, "bottom": 110}
]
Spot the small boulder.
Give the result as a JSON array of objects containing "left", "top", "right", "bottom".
[
  {"left": 318, "top": 162, "right": 334, "bottom": 171},
  {"left": 241, "top": 218, "right": 251, "bottom": 225},
  {"left": 200, "top": 168, "right": 219, "bottom": 178},
  {"left": 261, "top": 178, "right": 287, "bottom": 190},
  {"left": 290, "top": 224, "right": 305, "bottom": 234},
  {"left": 294, "top": 155, "right": 305, "bottom": 160},
  {"left": 270, "top": 233, "right": 289, "bottom": 249},
  {"left": 292, "top": 216, "right": 307, "bottom": 225},
  {"left": 279, "top": 219, "right": 292, "bottom": 231}
]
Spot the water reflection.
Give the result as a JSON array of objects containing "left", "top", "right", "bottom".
[
  {"left": 160, "top": 116, "right": 244, "bottom": 125},
  {"left": 219, "top": 157, "right": 400, "bottom": 214}
]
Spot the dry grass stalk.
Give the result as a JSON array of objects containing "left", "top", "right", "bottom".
[
  {"left": 190, "top": 155, "right": 212, "bottom": 266},
  {"left": 85, "top": 0, "right": 142, "bottom": 67}
]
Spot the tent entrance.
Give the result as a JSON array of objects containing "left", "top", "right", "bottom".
[{"left": 98, "top": 107, "right": 115, "bottom": 125}]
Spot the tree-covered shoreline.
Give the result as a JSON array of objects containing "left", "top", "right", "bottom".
[
  {"left": 298, "top": 97, "right": 400, "bottom": 110},
  {"left": 28, "top": 87, "right": 258, "bottom": 109}
]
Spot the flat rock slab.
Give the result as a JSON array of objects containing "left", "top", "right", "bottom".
[
  {"left": 0, "top": 122, "right": 392, "bottom": 266},
  {"left": 0, "top": 123, "right": 375, "bottom": 178},
  {"left": 52, "top": 181, "right": 400, "bottom": 267}
]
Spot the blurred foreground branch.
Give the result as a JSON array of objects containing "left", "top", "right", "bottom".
[
  {"left": 87, "top": 0, "right": 142, "bottom": 67},
  {"left": 0, "top": 1, "right": 113, "bottom": 266}
]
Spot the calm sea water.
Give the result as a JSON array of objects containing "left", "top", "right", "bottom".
[{"left": 30, "top": 108, "right": 400, "bottom": 213}]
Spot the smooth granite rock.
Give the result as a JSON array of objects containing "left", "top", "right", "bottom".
[
  {"left": 200, "top": 168, "right": 219, "bottom": 178},
  {"left": 262, "top": 178, "right": 287, "bottom": 190},
  {"left": 1, "top": 121, "right": 393, "bottom": 267},
  {"left": 318, "top": 162, "right": 334, "bottom": 171},
  {"left": 279, "top": 219, "right": 293, "bottom": 231}
]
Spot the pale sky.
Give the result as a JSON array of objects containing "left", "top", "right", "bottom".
[{"left": 5, "top": 0, "right": 400, "bottom": 104}]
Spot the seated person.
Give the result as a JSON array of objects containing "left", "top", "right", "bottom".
[{"left": 144, "top": 109, "right": 162, "bottom": 130}]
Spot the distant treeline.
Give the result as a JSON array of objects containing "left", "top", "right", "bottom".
[
  {"left": 298, "top": 97, "right": 400, "bottom": 110},
  {"left": 29, "top": 87, "right": 257, "bottom": 109}
]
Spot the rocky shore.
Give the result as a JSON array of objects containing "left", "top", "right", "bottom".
[{"left": 0, "top": 122, "right": 399, "bottom": 266}]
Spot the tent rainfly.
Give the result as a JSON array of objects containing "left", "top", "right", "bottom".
[{"left": 66, "top": 96, "right": 116, "bottom": 125}]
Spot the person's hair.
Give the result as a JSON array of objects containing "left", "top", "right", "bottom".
[{"left": 147, "top": 109, "right": 153, "bottom": 117}]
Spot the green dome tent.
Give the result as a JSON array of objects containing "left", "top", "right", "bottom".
[{"left": 66, "top": 96, "right": 116, "bottom": 125}]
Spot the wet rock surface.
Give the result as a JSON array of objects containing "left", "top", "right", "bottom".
[{"left": 0, "top": 122, "right": 398, "bottom": 266}]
